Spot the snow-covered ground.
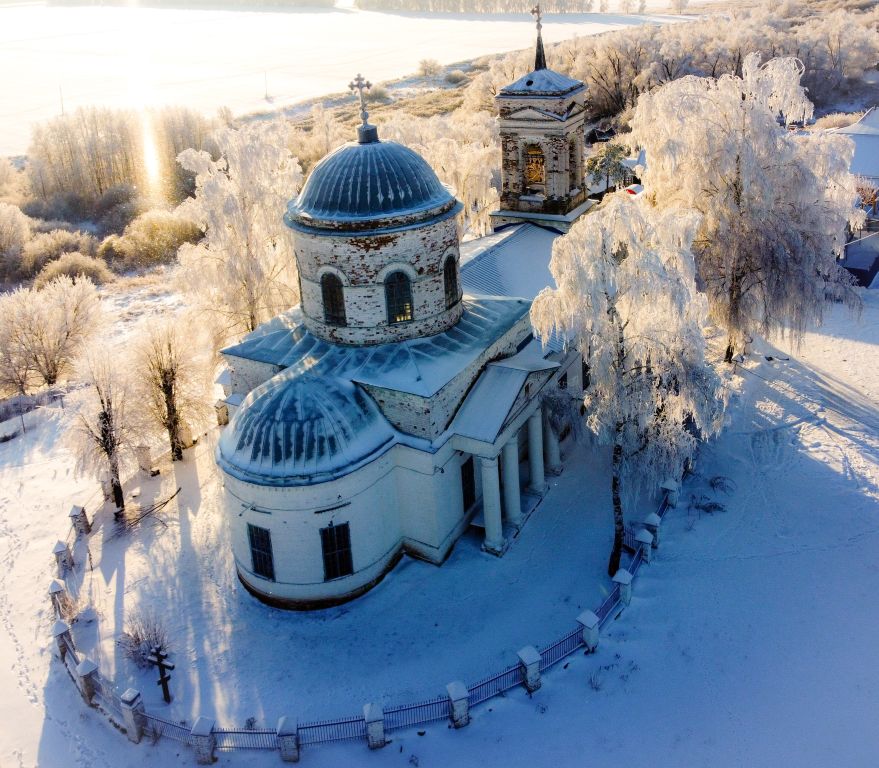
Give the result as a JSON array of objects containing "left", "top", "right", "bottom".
[
  {"left": 1, "top": 290, "right": 878, "bottom": 767},
  {"left": 0, "top": 4, "right": 682, "bottom": 156}
]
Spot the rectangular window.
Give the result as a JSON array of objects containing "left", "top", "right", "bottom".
[
  {"left": 558, "top": 372, "right": 568, "bottom": 390},
  {"left": 248, "top": 523, "right": 275, "bottom": 581},
  {"left": 320, "top": 523, "right": 353, "bottom": 581}
]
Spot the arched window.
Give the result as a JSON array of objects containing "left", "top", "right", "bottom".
[
  {"left": 321, "top": 273, "right": 346, "bottom": 327},
  {"left": 524, "top": 144, "right": 545, "bottom": 193},
  {"left": 443, "top": 256, "right": 459, "bottom": 309},
  {"left": 569, "top": 139, "right": 580, "bottom": 190},
  {"left": 385, "top": 271, "right": 413, "bottom": 324}
]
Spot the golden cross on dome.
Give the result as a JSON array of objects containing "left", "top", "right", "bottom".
[{"left": 348, "top": 73, "right": 372, "bottom": 127}]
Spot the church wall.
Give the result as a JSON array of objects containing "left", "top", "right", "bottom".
[
  {"left": 224, "top": 450, "right": 404, "bottom": 607},
  {"left": 295, "top": 215, "right": 462, "bottom": 346},
  {"left": 226, "top": 356, "right": 281, "bottom": 398}
]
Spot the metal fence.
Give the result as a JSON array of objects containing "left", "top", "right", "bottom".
[
  {"left": 385, "top": 696, "right": 449, "bottom": 732},
  {"left": 144, "top": 713, "right": 194, "bottom": 745},
  {"left": 539, "top": 626, "right": 583, "bottom": 672},
  {"left": 214, "top": 728, "right": 278, "bottom": 751},
  {"left": 49, "top": 480, "right": 674, "bottom": 757},
  {"left": 468, "top": 664, "right": 524, "bottom": 707},
  {"left": 298, "top": 715, "right": 366, "bottom": 745}
]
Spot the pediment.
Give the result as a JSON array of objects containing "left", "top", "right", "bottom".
[{"left": 506, "top": 107, "right": 566, "bottom": 122}]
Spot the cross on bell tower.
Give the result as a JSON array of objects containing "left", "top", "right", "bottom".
[
  {"left": 349, "top": 73, "right": 378, "bottom": 144},
  {"left": 531, "top": 3, "right": 547, "bottom": 70}
]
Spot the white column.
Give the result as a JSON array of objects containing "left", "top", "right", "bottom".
[
  {"left": 527, "top": 409, "right": 545, "bottom": 494},
  {"left": 480, "top": 456, "right": 504, "bottom": 554},
  {"left": 501, "top": 439, "right": 522, "bottom": 527},
  {"left": 544, "top": 410, "right": 562, "bottom": 475}
]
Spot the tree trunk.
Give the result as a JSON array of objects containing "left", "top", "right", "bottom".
[
  {"left": 607, "top": 427, "right": 624, "bottom": 577},
  {"left": 163, "top": 383, "right": 183, "bottom": 462},
  {"left": 724, "top": 338, "right": 735, "bottom": 364},
  {"left": 109, "top": 452, "right": 124, "bottom": 514}
]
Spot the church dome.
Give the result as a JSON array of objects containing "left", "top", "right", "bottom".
[
  {"left": 286, "top": 138, "right": 457, "bottom": 232},
  {"left": 217, "top": 371, "right": 396, "bottom": 487}
]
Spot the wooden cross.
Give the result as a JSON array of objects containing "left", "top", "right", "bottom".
[
  {"left": 147, "top": 645, "right": 175, "bottom": 704},
  {"left": 531, "top": 3, "right": 542, "bottom": 31},
  {"left": 348, "top": 73, "right": 372, "bottom": 126}
]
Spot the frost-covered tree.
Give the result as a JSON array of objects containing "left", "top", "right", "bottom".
[
  {"left": 73, "top": 348, "right": 132, "bottom": 513},
  {"left": 631, "top": 54, "right": 863, "bottom": 362},
  {"left": 0, "top": 291, "right": 33, "bottom": 396},
  {"left": 585, "top": 142, "right": 630, "bottom": 193},
  {"left": 24, "top": 276, "right": 102, "bottom": 387},
  {"left": 670, "top": 0, "right": 689, "bottom": 13},
  {"left": 133, "top": 319, "right": 212, "bottom": 461},
  {"left": 0, "top": 202, "right": 32, "bottom": 280},
  {"left": 177, "top": 123, "right": 302, "bottom": 341},
  {"left": 532, "top": 195, "right": 725, "bottom": 575}
]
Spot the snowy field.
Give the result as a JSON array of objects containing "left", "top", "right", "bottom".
[
  {"left": 1, "top": 289, "right": 878, "bottom": 767},
  {"left": 0, "top": 3, "right": 681, "bottom": 157}
]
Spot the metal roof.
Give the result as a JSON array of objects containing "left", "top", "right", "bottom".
[
  {"left": 499, "top": 68, "right": 584, "bottom": 97},
  {"left": 218, "top": 373, "right": 396, "bottom": 488},
  {"left": 287, "top": 138, "right": 457, "bottom": 228},
  {"left": 223, "top": 296, "right": 530, "bottom": 398}
]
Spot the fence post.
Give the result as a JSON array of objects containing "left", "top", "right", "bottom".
[
  {"left": 363, "top": 703, "right": 386, "bottom": 749},
  {"left": 68, "top": 505, "right": 91, "bottom": 536},
  {"left": 643, "top": 512, "right": 661, "bottom": 547},
  {"left": 135, "top": 445, "right": 153, "bottom": 476},
  {"left": 277, "top": 716, "right": 299, "bottom": 762},
  {"left": 75, "top": 658, "right": 98, "bottom": 704},
  {"left": 120, "top": 688, "right": 146, "bottom": 743},
  {"left": 517, "top": 646, "right": 542, "bottom": 693},
  {"left": 190, "top": 717, "right": 215, "bottom": 765},
  {"left": 613, "top": 570, "right": 633, "bottom": 606},
  {"left": 576, "top": 610, "right": 600, "bottom": 653},
  {"left": 660, "top": 479, "right": 679, "bottom": 508},
  {"left": 635, "top": 529, "right": 654, "bottom": 563},
  {"left": 49, "top": 580, "right": 66, "bottom": 617},
  {"left": 53, "top": 541, "right": 73, "bottom": 577},
  {"left": 52, "top": 620, "right": 72, "bottom": 660},
  {"left": 446, "top": 681, "right": 470, "bottom": 728}
]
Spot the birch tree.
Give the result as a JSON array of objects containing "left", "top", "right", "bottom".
[
  {"left": 72, "top": 348, "right": 132, "bottom": 513},
  {"left": 132, "top": 319, "right": 212, "bottom": 461},
  {"left": 531, "top": 195, "right": 725, "bottom": 575},
  {"left": 177, "top": 123, "right": 302, "bottom": 342},
  {"left": 630, "top": 54, "right": 863, "bottom": 362}
]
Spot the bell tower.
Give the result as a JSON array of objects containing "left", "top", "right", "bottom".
[{"left": 490, "top": 5, "right": 590, "bottom": 234}]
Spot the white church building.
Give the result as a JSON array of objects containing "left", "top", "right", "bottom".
[{"left": 216, "top": 23, "right": 595, "bottom": 609}]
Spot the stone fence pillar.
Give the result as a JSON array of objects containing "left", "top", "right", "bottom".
[
  {"left": 120, "top": 688, "right": 146, "bottom": 743},
  {"left": 643, "top": 512, "right": 661, "bottom": 548},
  {"left": 660, "top": 479, "right": 679, "bottom": 508},
  {"left": 190, "top": 717, "right": 215, "bottom": 765},
  {"left": 576, "top": 610, "right": 600, "bottom": 653},
  {"left": 52, "top": 620, "right": 72, "bottom": 661},
  {"left": 68, "top": 505, "right": 91, "bottom": 536},
  {"left": 446, "top": 681, "right": 470, "bottom": 728},
  {"left": 135, "top": 445, "right": 153, "bottom": 476},
  {"left": 363, "top": 703, "right": 385, "bottom": 749},
  {"left": 635, "top": 529, "right": 654, "bottom": 563},
  {"left": 277, "top": 716, "right": 299, "bottom": 762},
  {"left": 75, "top": 658, "right": 98, "bottom": 704},
  {"left": 517, "top": 646, "right": 542, "bottom": 693},
  {"left": 613, "top": 570, "right": 633, "bottom": 606},
  {"left": 53, "top": 541, "right": 73, "bottom": 577}
]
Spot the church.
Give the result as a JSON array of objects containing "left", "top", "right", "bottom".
[{"left": 216, "top": 18, "right": 595, "bottom": 609}]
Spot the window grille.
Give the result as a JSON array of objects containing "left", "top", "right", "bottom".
[
  {"left": 321, "top": 273, "right": 346, "bottom": 327},
  {"left": 443, "top": 257, "right": 458, "bottom": 309},
  {"left": 320, "top": 522, "right": 353, "bottom": 581},
  {"left": 385, "top": 272, "right": 413, "bottom": 324},
  {"left": 247, "top": 523, "right": 275, "bottom": 581}
]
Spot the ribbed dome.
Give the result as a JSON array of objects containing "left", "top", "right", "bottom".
[
  {"left": 218, "top": 372, "right": 396, "bottom": 487},
  {"left": 286, "top": 139, "right": 456, "bottom": 230}
]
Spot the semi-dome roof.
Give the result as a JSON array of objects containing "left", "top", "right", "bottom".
[
  {"left": 218, "top": 372, "right": 396, "bottom": 487},
  {"left": 286, "top": 138, "right": 457, "bottom": 231}
]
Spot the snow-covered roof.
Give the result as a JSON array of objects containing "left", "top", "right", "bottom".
[
  {"left": 217, "top": 373, "right": 396, "bottom": 488},
  {"left": 223, "top": 296, "right": 530, "bottom": 398},
  {"left": 286, "top": 138, "right": 459, "bottom": 231},
  {"left": 450, "top": 342, "right": 558, "bottom": 444},
  {"left": 499, "top": 68, "right": 584, "bottom": 97},
  {"left": 835, "top": 107, "right": 879, "bottom": 180},
  {"left": 460, "top": 224, "right": 558, "bottom": 300}
]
